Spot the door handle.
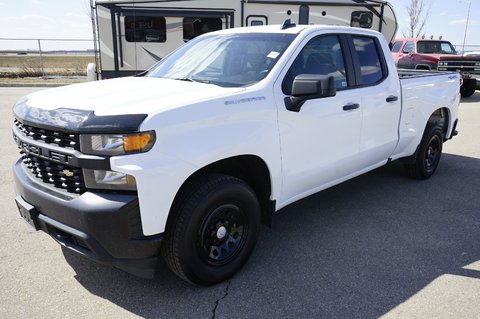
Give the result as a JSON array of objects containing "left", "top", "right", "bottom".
[
  {"left": 386, "top": 95, "right": 398, "bottom": 103},
  {"left": 343, "top": 103, "right": 360, "bottom": 111}
]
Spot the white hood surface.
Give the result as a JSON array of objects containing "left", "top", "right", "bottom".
[{"left": 25, "top": 77, "right": 245, "bottom": 116}]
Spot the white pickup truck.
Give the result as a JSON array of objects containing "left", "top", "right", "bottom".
[{"left": 13, "top": 23, "right": 460, "bottom": 285}]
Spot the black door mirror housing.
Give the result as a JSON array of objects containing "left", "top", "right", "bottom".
[{"left": 285, "top": 74, "right": 336, "bottom": 112}]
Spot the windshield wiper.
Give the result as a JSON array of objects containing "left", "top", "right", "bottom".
[{"left": 174, "top": 77, "right": 211, "bottom": 84}]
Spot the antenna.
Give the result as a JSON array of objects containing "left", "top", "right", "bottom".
[{"left": 281, "top": 19, "right": 296, "bottom": 30}]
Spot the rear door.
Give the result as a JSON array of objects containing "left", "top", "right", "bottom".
[
  {"left": 275, "top": 32, "right": 401, "bottom": 204},
  {"left": 348, "top": 35, "right": 401, "bottom": 167}
]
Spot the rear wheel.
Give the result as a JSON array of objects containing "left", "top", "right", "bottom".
[
  {"left": 405, "top": 124, "right": 443, "bottom": 179},
  {"left": 461, "top": 79, "right": 477, "bottom": 98},
  {"left": 162, "top": 174, "right": 261, "bottom": 285}
]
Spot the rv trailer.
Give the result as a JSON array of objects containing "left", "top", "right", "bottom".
[{"left": 95, "top": 0, "right": 398, "bottom": 78}]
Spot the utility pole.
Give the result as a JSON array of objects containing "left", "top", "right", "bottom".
[
  {"left": 461, "top": 0, "right": 471, "bottom": 53},
  {"left": 37, "top": 39, "right": 45, "bottom": 77}
]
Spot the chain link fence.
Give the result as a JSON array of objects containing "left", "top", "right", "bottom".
[
  {"left": 453, "top": 44, "right": 480, "bottom": 55},
  {"left": 0, "top": 38, "right": 97, "bottom": 78}
]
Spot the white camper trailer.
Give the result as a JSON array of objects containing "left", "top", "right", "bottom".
[{"left": 95, "top": 0, "right": 398, "bottom": 78}]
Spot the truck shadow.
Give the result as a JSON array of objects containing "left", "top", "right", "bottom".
[
  {"left": 461, "top": 90, "right": 480, "bottom": 103},
  {"left": 63, "top": 153, "right": 480, "bottom": 318}
]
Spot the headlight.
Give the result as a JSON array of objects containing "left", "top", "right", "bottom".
[
  {"left": 80, "top": 131, "right": 155, "bottom": 156},
  {"left": 83, "top": 169, "right": 137, "bottom": 191}
]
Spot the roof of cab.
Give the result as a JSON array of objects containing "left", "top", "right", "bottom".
[{"left": 211, "top": 23, "right": 383, "bottom": 36}]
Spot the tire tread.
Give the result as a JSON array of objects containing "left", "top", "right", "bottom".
[{"left": 161, "top": 174, "right": 254, "bottom": 284}]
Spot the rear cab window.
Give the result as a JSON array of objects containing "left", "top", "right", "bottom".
[{"left": 351, "top": 36, "right": 387, "bottom": 86}]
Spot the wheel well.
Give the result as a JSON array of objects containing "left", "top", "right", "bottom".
[
  {"left": 175, "top": 155, "right": 274, "bottom": 226},
  {"left": 415, "top": 65, "right": 431, "bottom": 70},
  {"left": 428, "top": 107, "right": 450, "bottom": 138}
]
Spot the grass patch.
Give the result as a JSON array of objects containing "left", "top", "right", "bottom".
[{"left": 0, "top": 54, "right": 95, "bottom": 77}]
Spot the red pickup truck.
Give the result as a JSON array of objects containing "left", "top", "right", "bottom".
[{"left": 392, "top": 38, "right": 480, "bottom": 97}]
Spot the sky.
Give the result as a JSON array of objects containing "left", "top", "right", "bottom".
[
  {"left": 0, "top": 0, "right": 479, "bottom": 51},
  {"left": 388, "top": 0, "right": 479, "bottom": 51}
]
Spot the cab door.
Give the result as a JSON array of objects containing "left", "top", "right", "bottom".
[
  {"left": 348, "top": 35, "right": 401, "bottom": 167},
  {"left": 275, "top": 34, "right": 363, "bottom": 203}
]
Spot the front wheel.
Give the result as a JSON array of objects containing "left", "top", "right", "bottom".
[
  {"left": 162, "top": 174, "right": 261, "bottom": 285},
  {"left": 405, "top": 124, "right": 444, "bottom": 179}
]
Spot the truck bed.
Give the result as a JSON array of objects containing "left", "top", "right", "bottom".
[{"left": 397, "top": 68, "right": 456, "bottom": 79}]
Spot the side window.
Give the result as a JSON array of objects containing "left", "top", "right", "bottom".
[
  {"left": 403, "top": 41, "right": 414, "bottom": 54},
  {"left": 352, "top": 36, "right": 385, "bottom": 86},
  {"left": 246, "top": 15, "right": 268, "bottom": 26},
  {"left": 391, "top": 41, "right": 403, "bottom": 53},
  {"left": 351, "top": 11, "right": 373, "bottom": 29},
  {"left": 125, "top": 16, "right": 166, "bottom": 43},
  {"left": 183, "top": 18, "right": 223, "bottom": 42},
  {"left": 282, "top": 35, "right": 348, "bottom": 94}
]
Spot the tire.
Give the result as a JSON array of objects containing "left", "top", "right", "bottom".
[
  {"left": 405, "top": 124, "right": 443, "bottom": 179},
  {"left": 162, "top": 174, "right": 261, "bottom": 285},
  {"left": 460, "top": 79, "right": 477, "bottom": 98}
]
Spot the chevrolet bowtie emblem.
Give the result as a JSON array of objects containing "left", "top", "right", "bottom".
[{"left": 62, "top": 169, "right": 74, "bottom": 177}]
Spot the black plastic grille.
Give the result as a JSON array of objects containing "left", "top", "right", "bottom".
[
  {"left": 443, "top": 61, "right": 476, "bottom": 67},
  {"left": 14, "top": 119, "right": 80, "bottom": 150},
  {"left": 22, "top": 153, "right": 86, "bottom": 194}
]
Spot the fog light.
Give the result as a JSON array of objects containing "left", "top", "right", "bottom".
[{"left": 83, "top": 169, "right": 137, "bottom": 191}]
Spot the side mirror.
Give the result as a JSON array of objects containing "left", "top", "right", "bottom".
[{"left": 285, "top": 74, "right": 336, "bottom": 112}]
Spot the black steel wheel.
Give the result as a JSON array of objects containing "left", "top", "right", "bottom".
[
  {"left": 198, "top": 203, "right": 249, "bottom": 266},
  {"left": 423, "top": 133, "right": 442, "bottom": 175},
  {"left": 162, "top": 174, "right": 261, "bottom": 285},
  {"left": 405, "top": 124, "right": 444, "bottom": 179}
]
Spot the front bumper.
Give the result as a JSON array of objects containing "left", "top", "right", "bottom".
[{"left": 13, "top": 158, "right": 163, "bottom": 278}]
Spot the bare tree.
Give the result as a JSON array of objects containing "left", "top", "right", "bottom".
[{"left": 404, "top": 0, "right": 431, "bottom": 38}]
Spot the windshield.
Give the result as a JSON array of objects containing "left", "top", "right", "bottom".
[
  {"left": 417, "top": 41, "right": 456, "bottom": 54},
  {"left": 147, "top": 33, "right": 296, "bottom": 87}
]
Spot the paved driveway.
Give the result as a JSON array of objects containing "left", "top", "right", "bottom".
[{"left": 1, "top": 87, "right": 479, "bottom": 318}]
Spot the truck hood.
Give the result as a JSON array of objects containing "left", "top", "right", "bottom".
[
  {"left": 413, "top": 53, "right": 480, "bottom": 62},
  {"left": 25, "top": 77, "right": 245, "bottom": 116}
]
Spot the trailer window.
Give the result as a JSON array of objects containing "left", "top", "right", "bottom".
[
  {"left": 125, "top": 16, "right": 166, "bottom": 43},
  {"left": 351, "top": 11, "right": 373, "bottom": 29},
  {"left": 183, "top": 18, "right": 223, "bottom": 42}
]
